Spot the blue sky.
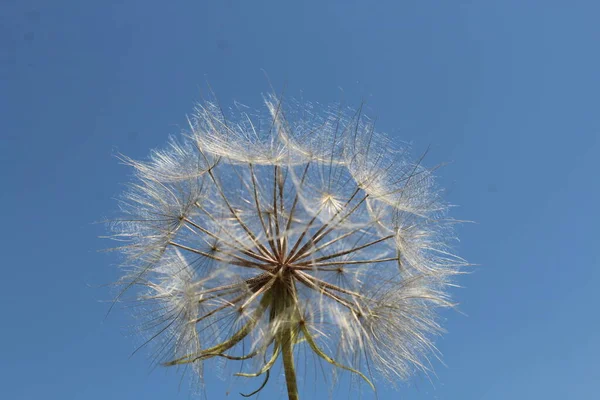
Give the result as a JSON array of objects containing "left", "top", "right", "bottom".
[{"left": 1, "top": 1, "right": 599, "bottom": 399}]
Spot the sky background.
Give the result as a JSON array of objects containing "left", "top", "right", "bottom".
[{"left": 1, "top": 1, "right": 599, "bottom": 399}]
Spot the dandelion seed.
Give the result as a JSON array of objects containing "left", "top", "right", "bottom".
[{"left": 106, "top": 93, "right": 467, "bottom": 399}]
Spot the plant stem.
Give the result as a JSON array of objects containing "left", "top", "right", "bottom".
[{"left": 281, "top": 326, "right": 299, "bottom": 400}]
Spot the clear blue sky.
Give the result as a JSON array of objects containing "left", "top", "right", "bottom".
[{"left": 1, "top": 1, "right": 599, "bottom": 399}]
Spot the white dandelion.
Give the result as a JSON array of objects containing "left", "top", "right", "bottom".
[{"left": 107, "top": 93, "right": 468, "bottom": 399}]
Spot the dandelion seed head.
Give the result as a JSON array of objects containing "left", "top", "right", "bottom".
[{"left": 106, "top": 93, "right": 467, "bottom": 397}]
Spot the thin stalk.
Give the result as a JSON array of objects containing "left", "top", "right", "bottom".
[
  {"left": 293, "top": 225, "right": 374, "bottom": 262},
  {"left": 281, "top": 326, "right": 299, "bottom": 400},
  {"left": 168, "top": 241, "right": 269, "bottom": 271},
  {"left": 297, "top": 234, "right": 395, "bottom": 265},
  {"left": 296, "top": 257, "right": 399, "bottom": 269},
  {"left": 249, "top": 163, "right": 279, "bottom": 257},
  {"left": 284, "top": 202, "right": 326, "bottom": 264},
  {"left": 293, "top": 271, "right": 357, "bottom": 311},
  {"left": 183, "top": 217, "right": 274, "bottom": 264},
  {"left": 281, "top": 162, "right": 312, "bottom": 258},
  {"left": 295, "top": 271, "right": 365, "bottom": 299},
  {"left": 194, "top": 202, "right": 276, "bottom": 263},
  {"left": 205, "top": 167, "right": 273, "bottom": 258},
  {"left": 286, "top": 188, "right": 363, "bottom": 264},
  {"left": 272, "top": 165, "right": 282, "bottom": 260}
]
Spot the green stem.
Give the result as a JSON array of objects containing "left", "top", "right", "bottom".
[{"left": 281, "top": 327, "right": 299, "bottom": 400}]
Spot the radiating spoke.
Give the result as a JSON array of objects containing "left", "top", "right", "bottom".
[
  {"left": 168, "top": 241, "right": 271, "bottom": 271},
  {"left": 296, "top": 234, "right": 395, "bottom": 265},
  {"left": 249, "top": 163, "right": 279, "bottom": 257},
  {"left": 293, "top": 270, "right": 357, "bottom": 311},
  {"left": 292, "top": 225, "right": 375, "bottom": 262},
  {"left": 195, "top": 202, "right": 277, "bottom": 263},
  {"left": 272, "top": 165, "right": 282, "bottom": 260},
  {"left": 287, "top": 188, "right": 364, "bottom": 264},
  {"left": 282, "top": 162, "right": 311, "bottom": 258},
  {"left": 193, "top": 294, "right": 244, "bottom": 324},
  {"left": 284, "top": 202, "right": 326, "bottom": 264},
  {"left": 294, "top": 257, "right": 399, "bottom": 270},
  {"left": 183, "top": 217, "right": 275, "bottom": 265},
  {"left": 295, "top": 270, "right": 364, "bottom": 299},
  {"left": 205, "top": 167, "right": 273, "bottom": 259}
]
